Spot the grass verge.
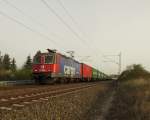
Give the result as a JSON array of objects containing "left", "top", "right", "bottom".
[{"left": 106, "top": 78, "right": 150, "bottom": 120}]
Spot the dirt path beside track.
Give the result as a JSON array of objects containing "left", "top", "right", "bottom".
[
  {"left": 83, "top": 88, "right": 115, "bottom": 120},
  {"left": 93, "top": 91, "right": 115, "bottom": 120}
]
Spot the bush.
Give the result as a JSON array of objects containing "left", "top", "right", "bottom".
[
  {"left": 118, "top": 64, "right": 150, "bottom": 81},
  {"left": 0, "top": 69, "right": 12, "bottom": 81},
  {"left": 0, "top": 69, "right": 32, "bottom": 81},
  {"left": 13, "top": 69, "right": 32, "bottom": 80}
]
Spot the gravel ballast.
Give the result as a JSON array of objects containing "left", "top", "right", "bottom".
[{"left": 0, "top": 82, "right": 113, "bottom": 120}]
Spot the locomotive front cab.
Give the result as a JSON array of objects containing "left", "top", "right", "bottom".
[
  {"left": 32, "top": 53, "right": 55, "bottom": 73},
  {"left": 32, "top": 50, "right": 56, "bottom": 83}
]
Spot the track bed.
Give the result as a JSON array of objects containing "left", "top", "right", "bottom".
[
  {"left": 0, "top": 82, "right": 103, "bottom": 111},
  {"left": 0, "top": 81, "right": 113, "bottom": 120}
]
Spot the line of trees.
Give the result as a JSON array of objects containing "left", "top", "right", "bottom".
[{"left": 0, "top": 52, "right": 33, "bottom": 81}]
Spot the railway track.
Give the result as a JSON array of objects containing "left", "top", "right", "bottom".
[
  {"left": 0, "top": 82, "right": 99, "bottom": 111},
  {"left": 0, "top": 83, "right": 97, "bottom": 98}
]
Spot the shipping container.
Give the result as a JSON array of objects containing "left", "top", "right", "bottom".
[
  {"left": 56, "top": 53, "right": 81, "bottom": 78},
  {"left": 92, "top": 68, "right": 98, "bottom": 79},
  {"left": 81, "top": 63, "right": 92, "bottom": 81}
]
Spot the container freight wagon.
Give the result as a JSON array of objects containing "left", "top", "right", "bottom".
[
  {"left": 92, "top": 68, "right": 98, "bottom": 81},
  {"left": 92, "top": 68, "right": 107, "bottom": 81},
  {"left": 97, "top": 72, "right": 108, "bottom": 80},
  {"left": 56, "top": 53, "right": 81, "bottom": 80},
  {"left": 32, "top": 49, "right": 81, "bottom": 84},
  {"left": 81, "top": 63, "right": 92, "bottom": 81}
]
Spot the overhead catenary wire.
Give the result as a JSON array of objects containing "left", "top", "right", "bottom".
[
  {"left": 1, "top": 0, "right": 82, "bottom": 57},
  {"left": 40, "top": 0, "right": 108, "bottom": 68},
  {"left": 55, "top": 0, "right": 97, "bottom": 54},
  {"left": 57, "top": 0, "right": 115, "bottom": 71},
  {"left": 3, "top": 0, "right": 70, "bottom": 46},
  {"left": 39, "top": 0, "right": 95, "bottom": 52},
  {"left": 0, "top": 10, "right": 83, "bottom": 59},
  {"left": 3, "top": 0, "right": 48, "bottom": 30},
  {"left": 55, "top": 0, "right": 108, "bottom": 63},
  {"left": 0, "top": 10, "right": 66, "bottom": 50},
  {"left": 56, "top": 0, "right": 79, "bottom": 29},
  {"left": 2, "top": 0, "right": 84, "bottom": 57},
  {"left": 56, "top": 0, "right": 93, "bottom": 45},
  {"left": 4, "top": 0, "right": 102, "bottom": 63}
]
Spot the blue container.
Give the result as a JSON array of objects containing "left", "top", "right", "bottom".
[{"left": 59, "top": 55, "right": 81, "bottom": 78}]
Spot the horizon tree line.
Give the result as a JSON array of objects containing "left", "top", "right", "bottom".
[
  {"left": 0, "top": 51, "right": 32, "bottom": 72},
  {"left": 0, "top": 51, "right": 42, "bottom": 81}
]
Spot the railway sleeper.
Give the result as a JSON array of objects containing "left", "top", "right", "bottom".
[
  {"left": 0, "top": 106, "right": 12, "bottom": 111},
  {"left": 13, "top": 104, "right": 24, "bottom": 108}
]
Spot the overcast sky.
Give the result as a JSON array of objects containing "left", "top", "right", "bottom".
[{"left": 0, "top": 0, "right": 150, "bottom": 74}]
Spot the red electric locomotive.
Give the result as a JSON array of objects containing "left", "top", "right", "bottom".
[{"left": 32, "top": 49, "right": 81, "bottom": 84}]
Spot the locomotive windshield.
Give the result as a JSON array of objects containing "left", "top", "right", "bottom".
[
  {"left": 33, "top": 55, "right": 41, "bottom": 64},
  {"left": 45, "top": 55, "right": 54, "bottom": 63}
]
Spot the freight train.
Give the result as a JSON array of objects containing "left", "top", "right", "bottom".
[{"left": 32, "top": 49, "right": 109, "bottom": 84}]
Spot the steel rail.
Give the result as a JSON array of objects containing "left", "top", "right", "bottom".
[{"left": 0, "top": 83, "right": 98, "bottom": 111}]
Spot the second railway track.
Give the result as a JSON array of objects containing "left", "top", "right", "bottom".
[{"left": 0, "top": 82, "right": 100, "bottom": 111}]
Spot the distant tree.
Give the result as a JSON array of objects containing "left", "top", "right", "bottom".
[
  {"left": 23, "top": 55, "right": 32, "bottom": 70},
  {"left": 10, "top": 58, "right": 17, "bottom": 71},
  {"left": 2, "top": 54, "right": 11, "bottom": 70},
  {"left": 0, "top": 52, "right": 3, "bottom": 70}
]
